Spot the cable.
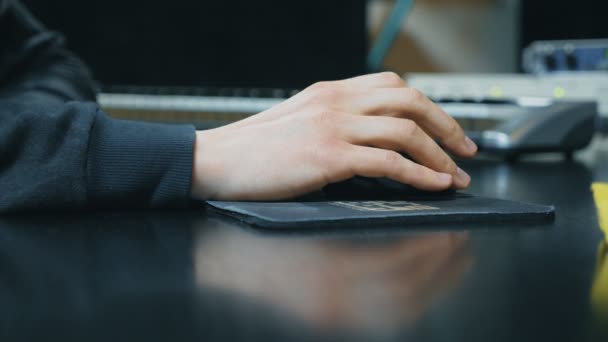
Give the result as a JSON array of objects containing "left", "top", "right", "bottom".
[{"left": 367, "top": 0, "right": 416, "bottom": 72}]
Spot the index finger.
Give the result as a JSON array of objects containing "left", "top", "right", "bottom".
[{"left": 332, "top": 145, "right": 454, "bottom": 192}]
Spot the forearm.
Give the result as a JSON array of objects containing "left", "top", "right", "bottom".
[
  {"left": 87, "top": 109, "right": 195, "bottom": 209},
  {"left": 0, "top": 98, "right": 195, "bottom": 212},
  {"left": 0, "top": 0, "right": 196, "bottom": 212}
]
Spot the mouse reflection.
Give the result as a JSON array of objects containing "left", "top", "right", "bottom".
[{"left": 194, "top": 219, "right": 473, "bottom": 334}]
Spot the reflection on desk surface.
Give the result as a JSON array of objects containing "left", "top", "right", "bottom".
[
  {"left": 591, "top": 242, "right": 608, "bottom": 339},
  {"left": 2, "top": 152, "right": 608, "bottom": 341},
  {"left": 0, "top": 213, "right": 471, "bottom": 341},
  {"left": 0, "top": 210, "right": 598, "bottom": 342},
  {"left": 196, "top": 219, "right": 472, "bottom": 334}
]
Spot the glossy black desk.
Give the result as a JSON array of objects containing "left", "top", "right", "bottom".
[{"left": 2, "top": 145, "right": 608, "bottom": 342}]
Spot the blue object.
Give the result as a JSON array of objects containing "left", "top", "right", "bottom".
[{"left": 367, "top": 0, "right": 416, "bottom": 72}]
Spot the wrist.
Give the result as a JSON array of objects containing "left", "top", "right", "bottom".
[{"left": 192, "top": 129, "right": 219, "bottom": 200}]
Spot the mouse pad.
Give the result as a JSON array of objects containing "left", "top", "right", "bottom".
[
  {"left": 206, "top": 192, "right": 555, "bottom": 229},
  {"left": 206, "top": 177, "right": 555, "bottom": 229}
]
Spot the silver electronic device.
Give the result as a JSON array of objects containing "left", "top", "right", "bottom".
[
  {"left": 523, "top": 39, "right": 608, "bottom": 74},
  {"left": 407, "top": 72, "right": 608, "bottom": 119},
  {"left": 434, "top": 98, "right": 597, "bottom": 157},
  {"left": 407, "top": 72, "right": 605, "bottom": 158}
]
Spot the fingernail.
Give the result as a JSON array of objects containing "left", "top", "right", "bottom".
[
  {"left": 438, "top": 172, "right": 453, "bottom": 184},
  {"left": 455, "top": 168, "right": 471, "bottom": 187},
  {"left": 465, "top": 136, "right": 478, "bottom": 153}
]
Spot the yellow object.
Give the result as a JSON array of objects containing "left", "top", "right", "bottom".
[
  {"left": 591, "top": 183, "right": 608, "bottom": 239},
  {"left": 553, "top": 87, "right": 566, "bottom": 99},
  {"left": 489, "top": 86, "right": 503, "bottom": 98},
  {"left": 590, "top": 183, "right": 608, "bottom": 318},
  {"left": 591, "top": 242, "right": 608, "bottom": 317}
]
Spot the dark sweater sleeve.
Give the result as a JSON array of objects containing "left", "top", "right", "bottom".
[{"left": 0, "top": 0, "right": 196, "bottom": 212}]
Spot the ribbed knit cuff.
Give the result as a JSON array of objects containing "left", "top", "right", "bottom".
[{"left": 86, "top": 113, "right": 195, "bottom": 208}]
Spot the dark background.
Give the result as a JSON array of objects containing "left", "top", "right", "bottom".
[
  {"left": 521, "top": 0, "right": 608, "bottom": 48},
  {"left": 21, "top": 0, "right": 608, "bottom": 88},
  {"left": 23, "top": 0, "right": 368, "bottom": 89}
]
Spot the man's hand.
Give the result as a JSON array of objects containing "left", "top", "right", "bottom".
[{"left": 191, "top": 73, "right": 477, "bottom": 201}]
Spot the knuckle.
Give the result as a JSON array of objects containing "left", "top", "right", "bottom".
[
  {"left": 440, "top": 156, "right": 458, "bottom": 174},
  {"left": 309, "top": 108, "right": 340, "bottom": 127},
  {"left": 312, "top": 138, "right": 344, "bottom": 166},
  {"left": 316, "top": 137, "right": 336, "bottom": 153},
  {"left": 398, "top": 119, "right": 418, "bottom": 137},
  {"left": 403, "top": 87, "right": 426, "bottom": 102},
  {"left": 378, "top": 72, "right": 405, "bottom": 87},
  {"left": 383, "top": 151, "right": 403, "bottom": 174},
  {"left": 307, "top": 87, "right": 341, "bottom": 104},
  {"left": 307, "top": 81, "right": 331, "bottom": 92},
  {"left": 318, "top": 87, "right": 341, "bottom": 101},
  {"left": 411, "top": 164, "right": 431, "bottom": 183},
  {"left": 447, "top": 119, "right": 464, "bottom": 137}
]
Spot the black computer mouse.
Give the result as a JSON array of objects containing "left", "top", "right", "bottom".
[{"left": 322, "top": 177, "right": 459, "bottom": 201}]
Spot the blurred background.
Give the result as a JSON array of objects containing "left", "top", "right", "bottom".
[
  {"left": 23, "top": 0, "right": 608, "bottom": 82},
  {"left": 21, "top": 0, "right": 608, "bottom": 146},
  {"left": 370, "top": 0, "right": 520, "bottom": 73}
]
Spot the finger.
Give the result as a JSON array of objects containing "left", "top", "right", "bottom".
[
  {"left": 334, "top": 72, "right": 407, "bottom": 89},
  {"left": 340, "top": 116, "right": 470, "bottom": 189},
  {"left": 337, "top": 145, "right": 453, "bottom": 191},
  {"left": 346, "top": 88, "right": 478, "bottom": 158}
]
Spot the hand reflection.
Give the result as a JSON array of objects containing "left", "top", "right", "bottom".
[{"left": 195, "top": 220, "right": 473, "bottom": 333}]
